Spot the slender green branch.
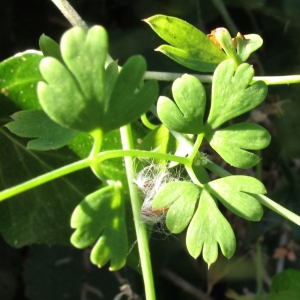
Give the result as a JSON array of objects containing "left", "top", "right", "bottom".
[
  {"left": 120, "top": 125, "right": 156, "bottom": 300},
  {"left": 144, "top": 71, "right": 213, "bottom": 83},
  {"left": 50, "top": 0, "right": 114, "bottom": 65},
  {"left": 144, "top": 71, "right": 300, "bottom": 86},
  {"left": 0, "top": 158, "right": 92, "bottom": 202},
  {"left": 50, "top": 0, "right": 89, "bottom": 30},
  {"left": 141, "top": 113, "right": 158, "bottom": 130},
  {"left": 89, "top": 129, "right": 104, "bottom": 178},
  {"left": 187, "top": 133, "right": 204, "bottom": 161},
  {"left": 0, "top": 149, "right": 189, "bottom": 202}
]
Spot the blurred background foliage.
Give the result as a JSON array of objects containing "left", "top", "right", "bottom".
[{"left": 1, "top": 0, "right": 300, "bottom": 299}]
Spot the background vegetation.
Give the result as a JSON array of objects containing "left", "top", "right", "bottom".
[{"left": 1, "top": 0, "right": 300, "bottom": 299}]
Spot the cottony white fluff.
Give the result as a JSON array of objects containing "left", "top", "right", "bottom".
[{"left": 133, "top": 161, "right": 180, "bottom": 225}]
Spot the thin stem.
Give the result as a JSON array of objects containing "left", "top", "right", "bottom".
[
  {"left": 89, "top": 128, "right": 104, "bottom": 178},
  {"left": 0, "top": 149, "right": 190, "bottom": 203},
  {"left": 50, "top": 0, "right": 114, "bottom": 65},
  {"left": 50, "top": 0, "right": 89, "bottom": 30},
  {"left": 141, "top": 114, "right": 158, "bottom": 130},
  {"left": 120, "top": 125, "right": 156, "bottom": 300},
  {"left": 188, "top": 133, "right": 204, "bottom": 161},
  {"left": 144, "top": 71, "right": 300, "bottom": 86}
]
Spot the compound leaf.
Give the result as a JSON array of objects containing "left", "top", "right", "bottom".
[
  {"left": 207, "top": 59, "right": 267, "bottom": 129},
  {"left": 186, "top": 189, "right": 236, "bottom": 265},
  {"left": 157, "top": 74, "right": 206, "bottom": 134},
  {"left": 144, "top": 15, "right": 227, "bottom": 72},
  {"left": 152, "top": 181, "right": 200, "bottom": 233},
  {"left": 5, "top": 110, "right": 78, "bottom": 151},
  {"left": 205, "top": 123, "right": 271, "bottom": 168},
  {"left": 206, "top": 176, "right": 266, "bottom": 221},
  {"left": 70, "top": 181, "right": 127, "bottom": 271}
]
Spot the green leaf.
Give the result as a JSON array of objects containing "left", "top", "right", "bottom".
[
  {"left": 186, "top": 189, "right": 236, "bottom": 265},
  {"left": 39, "top": 34, "right": 63, "bottom": 63},
  {"left": 70, "top": 181, "right": 127, "bottom": 271},
  {"left": 0, "top": 124, "right": 99, "bottom": 247},
  {"left": 152, "top": 182, "right": 200, "bottom": 233},
  {"left": 157, "top": 74, "right": 206, "bottom": 134},
  {"left": 269, "top": 269, "right": 300, "bottom": 300},
  {"left": 144, "top": 15, "right": 228, "bottom": 72},
  {"left": 205, "top": 123, "right": 271, "bottom": 168},
  {"left": 206, "top": 176, "right": 266, "bottom": 221},
  {"left": 0, "top": 51, "right": 43, "bottom": 110},
  {"left": 38, "top": 26, "right": 108, "bottom": 132},
  {"left": 236, "top": 33, "right": 263, "bottom": 62},
  {"left": 5, "top": 110, "right": 78, "bottom": 151},
  {"left": 103, "top": 55, "right": 159, "bottom": 133},
  {"left": 207, "top": 59, "right": 268, "bottom": 129}
]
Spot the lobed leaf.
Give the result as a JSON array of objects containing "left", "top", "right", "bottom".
[
  {"left": 205, "top": 123, "right": 271, "bottom": 168},
  {"left": 157, "top": 74, "right": 206, "bottom": 134},
  {"left": 38, "top": 26, "right": 107, "bottom": 132},
  {"left": 103, "top": 55, "right": 159, "bottom": 133},
  {"left": 144, "top": 15, "right": 228, "bottom": 72},
  {"left": 70, "top": 181, "right": 127, "bottom": 271},
  {"left": 186, "top": 189, "right": 236, "bottom": 265},
  {"left": 206, "top": 176, "right": 266, "bottom": 221},
  {"left": 207, "top": 59, "right": 267, "bottom": 129},
  {"left": 236, "top": 33, "right": 263, "bottom": 62},
  {"left": 152, "top": 181, "right": 201, "bottom": 233},
  {"left": 5, "top": 110, "right": 78, "bottom": 151}
]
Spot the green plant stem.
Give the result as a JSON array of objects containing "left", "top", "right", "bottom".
[
  {"left": 50, "top": 0, "right": 89, "bottom": 30},
  {"left": 0, "top": 150, "right": 189, "bottom": 202},
  {"left": 188, "top": 133, "right": 204, "bottom": 160},
  {"left": 50, "top": 0, "right": 114, "bottom": 65},
  {"left": 120, "top": 125, "right": 156, "bottom": 300},
  {"left": 141, "top": 113, "right": 158, "bottom": 130},
  {"left": 89, "top": 128, "right": 104, "bottom": 178},
  {"left": 144, "top": 71, "right": 300, "bottom": 85}
]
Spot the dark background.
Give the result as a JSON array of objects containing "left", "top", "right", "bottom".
[{"left": 1, "top": 0, "right": 300, "bottom": 299}]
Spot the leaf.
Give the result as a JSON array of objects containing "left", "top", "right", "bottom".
[
  {"left": 0, "top": 123, "right": 99, "bottom": 247},
  {"left": 38, "top": 26, "right": 108, "bottom": 132},
  {"left": 186, "top": 189, "right": 236, "bottom": 265},
  {"left": 5, "top": 110, "right": 78, "bottom": 151},
  {"left": 206, "top": 176, "right": 266, "bottom": 221},
  {"left": 157, "top": 74, "right": 206, "bottom": 134},
  {"left": 70, "top": 181, "right": 127, "bottom": 271},
  {"left": 207, "top": 59, "right": 268, "bottom": 129},
  {"left": 144, "top": 15, "right": 228, "bottom": 72},
  {"left": 269, "top": 269, "right": 300, "bottom": 300},
  {"left": 235, "top": 33, "right": 263, "bottom": 62},
  {"left": 39, "top": 34, "right": 63, "bottom": 63},
  {"left": 103, "top": 55, "right": 159, "bottom": 133},
  {"left": 205, "top": 123, "right": 271, "bottom": 168},
  {"left": 0, "top": 51, "right": 43, "bottom": 110},
  {"left": 152, "top": 182, "right": 200, "bottom": 233}
]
